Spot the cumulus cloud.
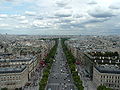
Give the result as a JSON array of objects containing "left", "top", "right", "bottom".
[
  {"left": 55, "top": 0, "right": 71, "bottom": 7},
  {"left": 88, "top": 7, "right": 115, "bottom": 18},
  {"left": 0, "top": 14, "right": 8, "bottom": 18},
  {"left": 35, "top": 16, "right": 44, "bottom": 20},
  {"left": 70, "top": 23, "right": 84, "bottom": 28},
  {"left": 55, "top": 14, "right": 71, "bottom": 17},
  {"left": 57, "top": 15, "right": 109, "bottom": 29},
  {"left": 15, "top": 25, "right": 30, "bottom": 29},
  {"left": 109, "top": 3, "right": 120, "bottom": 9},
  {"left": 88, "top": 1, "right": 97, "bottom": 5},
  {"left": 55, "top": 17, "right": 73, "bottom": 24},
  {"left": 54, "top": 9, "right": 72, "bottom": 18},
  {"left": 25, "top": 11, "right": 36, "bottom": 16},
  {"left": 32, "top": 20, "right": 53, "bottom": 29},
  {"left": 1, "top": 0, "right": 120, "bottom": 35},
  {"left": 4, "top": 0, "right": 14, "bottom": 1},
  {"left": 82, "top": 18, "right": 109, "bottom": 24},
  {"left": 56, "top": 1, "right": 67, "bottom": 7},
  {"left": 10, "top": 15, "right": 26, "bottom": 20},
  {"left": 0, "top": 23, "right": 9, "bottom": 27},
  {"left": 73, "top": 14, "right": 83, "bottom": 18},
  {"left": 58, "top": 18, "right": 84, "bottom": 29},
  {"left": 20, "top": 20, "right": 29, "bottom": 24},
  {"left": 19, "top": 16, "right": 26, "bottom": 20},
  {"left": 90, "top": 12, "right": 115, "bottom": 18}
]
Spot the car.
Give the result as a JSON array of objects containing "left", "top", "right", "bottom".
[
  {"left": 48, "top": 88, "right": 51, "bottom": 90},
  {"left": 68, "top": 79, "right": 70, "bottom": 82},
  {"left": 65, "top": 85, "right": 67, "bottom": 88},
  {"left": 67, "top": 74, "right": 69, "bottom": 76},
  {"left": 65, "top": 75, "right": 68, "bottom": 78}
]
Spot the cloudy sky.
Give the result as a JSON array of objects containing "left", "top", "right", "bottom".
[{"left": 0, "top": 0, "right": 120, "bottom": 35}]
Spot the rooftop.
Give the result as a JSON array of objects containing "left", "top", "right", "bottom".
[
  {"left": 0, "top": 56, "right": 36, "bottom": 63},
  {"left": 0, "top": 65, "right": 26, "bottom": 74},
  {"left": 95, "top": 65, "right": 120, "bottom": 74}
]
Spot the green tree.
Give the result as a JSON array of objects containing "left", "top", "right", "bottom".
[
  {"left": 97, "top": 85, "right": 112, "bottom": 90},
  {"left": 61, "top": 38, "right": 84, "bottom": 90},
  {"left": 1, "top": 88, "right": 8, "bottom": 90},
  {"left": 39, "top": 39, "right": 58, "bottom": 90}
]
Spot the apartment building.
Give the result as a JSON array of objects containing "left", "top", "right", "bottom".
[
  {"left": 93, "top": 65, "right": 120, "bottom": 90},
  {"left": 0, "top": 66, "right": 28, "bottom": 90},
  {"left": 0, "top": 56, "right": 38, "bottom": 79}
]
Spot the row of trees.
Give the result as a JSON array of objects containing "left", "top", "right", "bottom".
[
  {"left": 1, "top": 88, "right": 8, "bottom": 90},
  {"left": 61, "top": 38, "right": 84, "bottom": 90},
  {"left": 39, "top": 39, "right": 58, "bottom": 90},
  {"left": 97, "top": 85, "right": 112, "bottom": 90}
]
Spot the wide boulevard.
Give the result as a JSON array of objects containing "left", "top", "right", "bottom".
[{"left": 46, "top": 39, "right": 76, "bottom": 90}]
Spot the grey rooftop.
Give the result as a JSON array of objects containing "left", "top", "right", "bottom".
[
  {"left": 0, "top": 56, "right": 36, "bottom": 63},
  {"left": 0, "top": 65, "right": 26, "bottom": 74},
  {"left": 95, "top": 65, "right": 120, "bottom": 74}
]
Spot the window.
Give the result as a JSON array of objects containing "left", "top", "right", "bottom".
[
  {"left": 1, "top": 77, "right": 3, "bottom": 81},
  {"left": 104, "top": 76, "right": 105, "bottom": 78},
  {"left": 4, "top": 77, "right": 6, "bottom": 81}
]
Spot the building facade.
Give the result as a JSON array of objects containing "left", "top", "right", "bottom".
[
  {"left": 0, "top": 56, "right": 38, "bottom": 79},
  {"left": 0, "top": 66, "right": 28, "bottom": 90},
  {"left": 93, "top": 65, "right": 120, "bottom": 90}
]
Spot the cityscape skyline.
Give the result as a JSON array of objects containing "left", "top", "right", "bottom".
[{"left": 0, "top": 35, "right": 120, "bottom": 90}]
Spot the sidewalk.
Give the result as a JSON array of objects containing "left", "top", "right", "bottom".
[
  {"left": 76, "top": 65, "right": 96, "bottom": 90},
  {"left": 23, "top": 64, "right": 44, "bottom": 90}
]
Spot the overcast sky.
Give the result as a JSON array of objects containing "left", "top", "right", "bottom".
[{"left": 0, "top": 0, "right": 120, "bottom": 35}]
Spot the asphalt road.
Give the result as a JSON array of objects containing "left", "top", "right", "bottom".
[{"left": 46, "top": 39, "right": 76, "bottom": 90}]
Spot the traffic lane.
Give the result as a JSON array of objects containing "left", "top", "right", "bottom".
[
  {"left": 48, "top": 73, "right": 72, "bottom": 83},
  {"left": 52, "top": 61, "right": 68, "bottom": 71},
  {"left": 46, "top": 40, "right": 75, "bottom": 90},
  {"left": 48, "top": 69, "right": 73, "bottom": 84},
  {"left": 49, "top": 63, "right": 71, "bottom": 82},
  {"left": 47, "top": 84, "right": 59, "bottom": 90},
  {"left": 49, "top": 74, "right": 73, "bottom": 83},
  {"left": 47, "top": 84, "right": 75, "bottom": 90}
]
